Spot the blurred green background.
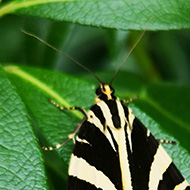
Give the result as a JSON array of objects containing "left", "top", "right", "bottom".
[{"left": 0, "top": 15, "right": 189, "bottom": 84}]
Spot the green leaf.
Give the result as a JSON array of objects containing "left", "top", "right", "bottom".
[
  {"left": 4, "top": 65, "right": 190, "bottom": 186},
  {"left": 0, "top": 0, "right": 190, "bottom": 30},
  {"left": 0, "top": 65, "right": 48, "bottom": 190}
]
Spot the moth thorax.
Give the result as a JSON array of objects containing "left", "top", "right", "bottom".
[{"left": 95, "top": 83, "right": 115, "bottom": 101}]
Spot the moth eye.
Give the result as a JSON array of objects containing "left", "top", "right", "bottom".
[
  {"left": 95, "top": 87, "right": 102, "bottom": 96},
  {"left": 90, "top": 115, "right": 93, "bottom": 118}
]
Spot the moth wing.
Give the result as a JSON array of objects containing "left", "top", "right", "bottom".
[
  {"left": 129, "top": 113, "right": 190, "bottom": 190},
  {"left": 67, "top": 120, "right": 122, "bottom": 190}
]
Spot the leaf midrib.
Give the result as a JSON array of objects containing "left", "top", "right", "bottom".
[
  {"left": 4, "top": 65, "right": 83, "bottom": 119},
  {"left": 0, "top": 0, "right": 75, "bottom": 18}
]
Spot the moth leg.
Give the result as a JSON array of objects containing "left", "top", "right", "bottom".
[
  {"left": 157, "top": 139, "right": 176, "bottom": 144},
  {"left": 49, "top": 98, "right": 87, "bottom": 116},
  {"left": 41, "top": 117, "right": 86, "bottom": 151},
  {"left": 41, "top": 99, "right": 87, "bottom": 151},
  {"left": 121, "top": 96, "right": 138, "bottom": 104}
]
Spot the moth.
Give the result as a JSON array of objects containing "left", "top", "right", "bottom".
[
  {"left": 25, "top": 29, "right": 189, "bottom": 190},
  {"left": 46, "top": 82, "right": 190, "bottom": 190}
]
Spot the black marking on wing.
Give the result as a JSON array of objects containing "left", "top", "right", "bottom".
[
  {"left": 68, "top": 120, "right": 122, "bottom": 190},
  {"left": 107, "top": 127, "right": 119, "bottom": 153},
  {"left": 123, "top": 116, "right": 158, "bottom": 190},
  {"left": 158, "top": 163, "right": 188, "bottom": 189},
  {"left": 106, "top": 100, "right": 121, "bottom": 129},
  {"left": 91, "top": 105, "right": 105, "bottom": 129}
]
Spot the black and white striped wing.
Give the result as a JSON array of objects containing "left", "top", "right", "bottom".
[
  {"left": 67, "top": 100, "right": 190, "bottom": 190},
  {"left": 129, "top": 117, "right": 190, "bottom": 190}
]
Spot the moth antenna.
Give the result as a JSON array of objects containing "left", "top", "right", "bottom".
[
  {"left": 109, "top": 16, "right": 153, "bottom": 85},
  {"left": 21, "top": 29, "right": 102, "bottom": 83}
]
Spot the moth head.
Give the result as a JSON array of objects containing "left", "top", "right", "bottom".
[{"left": 96, "top": 83, "right": 115, "bottom": 100}]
